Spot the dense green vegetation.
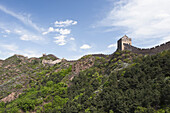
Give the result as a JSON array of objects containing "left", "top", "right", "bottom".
[
  {"left": 0, "top": 50, "right": 169, "bottom": 113},
  {"left": 63, "top": 50, "right": 170, "bottom": 113}
]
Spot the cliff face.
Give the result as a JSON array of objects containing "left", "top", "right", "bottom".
[{"left": 124, "top": 41, "right": 170, "bottom": 55}]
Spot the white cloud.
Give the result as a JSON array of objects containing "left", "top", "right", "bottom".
[
  {"left": 0, "top": 5, "right": 41, "bottom": 31},
  {"left": 108, "top": 43, "right": 117, "bottom": 48},
  {"left": 20, "top": 35, "right": 29, "bottom": 40},
  {"left": 70, "top": 37, "right": 75, "bottom": 40},
  {"left": 0, "top": 44, "right": 18, "bottom": 51},
  {"left": 48, "top": 27, "right": 54, "bottom": 32},
  {"left": 55, "top": 28, "right": 71, "bottom": 35},
  {"left": 14, "top": 29, "right": 22, "bottom": 34},
  {"left": 5, "top": 29, "right": 10, "bottom": 33},
  {"left": 42, "top": 32, "right": 48, "bottom": 35},
  {"left": 42, "top": 27, "right": 70, "bottom": 35},
  {"left": 100, "top": 0, "right": 170, "bottom": 45},
  {"left": 54, "top": 35, "right": 66, "bottom": 46},
  {"left": 42, "top": 19, "right": 77, "bottom": 45},
  {"left": 54, "top": 20, "right": 77, "bottom": 27},
  {"left": 9, "top": 28, "right": 44, "bottom": 41},
  {"left": 0, "top": 13, "right": 45, "bottom": 42},
  {"left": 42, "top": 27, "right": 54, "bottom": 35},
  {"left": 80, "top": 44, "right": 92, "bottom": 50},
  {"left": 0, "top": 43, "right": 42, "bottom": 59},
  {"left": 20, "top": 34, "right": 43, "bottom": 41}
]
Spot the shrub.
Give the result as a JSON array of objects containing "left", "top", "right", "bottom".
[
  {"left": 44, "top": 102, "right": 52, "bottom": 112},
  {"left": 15, "top": 84, "right": 23, "bottom": 89},
  {"left": 46, "top": 81, "right": 53, "bottom": 87},
  {"left": 17, "top": 98, "right": 36, "bottom": 111}
]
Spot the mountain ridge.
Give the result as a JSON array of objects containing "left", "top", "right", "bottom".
[{"left": 0, "top": 40, "right": 169, "bottom": 113}]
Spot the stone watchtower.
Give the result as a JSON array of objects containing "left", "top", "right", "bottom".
[{"left": 117, "top": 35, "right": 132, "bottom": 51}]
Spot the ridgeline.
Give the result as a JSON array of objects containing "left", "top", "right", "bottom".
[{"left": 0, "top": 37, "right": 170, "bottom": 113}]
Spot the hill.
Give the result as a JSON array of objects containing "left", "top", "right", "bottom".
[{"left": 0, "top": 49, "right": 169, "bottom": 113}]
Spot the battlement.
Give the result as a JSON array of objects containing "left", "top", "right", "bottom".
[
  {"left": 123, "top": 41, "right": 170, "bottom": 55},
  {"left": 117, "top": 35, "right": 132, "bottom": 50},
  {"left": 117, "top": 35, "right": 170, "bottom": 55}
]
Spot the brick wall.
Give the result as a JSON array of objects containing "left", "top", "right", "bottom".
[{"left": 124, "top": 41, "right": 170, "bottom": 55}]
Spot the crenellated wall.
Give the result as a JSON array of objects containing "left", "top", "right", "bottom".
[{"left": 124, "top": 41, "right": 170, "bottom": 55}]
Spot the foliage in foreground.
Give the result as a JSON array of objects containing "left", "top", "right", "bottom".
[{"left": 0, "top": 50, "right": 170, "bottom": 113}]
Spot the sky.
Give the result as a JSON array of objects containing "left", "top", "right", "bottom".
[{"left": 0, "top": 0, "right": 170, "bottom": 60}]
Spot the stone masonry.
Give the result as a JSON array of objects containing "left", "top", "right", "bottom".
[
  {"left": 117, "top": 35, "right": 132, "bottom": 51},
  {"left": 117, "top": 35, "right": 170, "bottom": 55}
]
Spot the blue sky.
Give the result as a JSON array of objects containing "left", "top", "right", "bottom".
[{"left": 0, "top": 0, "right": 170, "bottom": 60}]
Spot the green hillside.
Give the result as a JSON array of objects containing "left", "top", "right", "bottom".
[{"left": 0, "top": 50, "right": 169, "bottom": 113}]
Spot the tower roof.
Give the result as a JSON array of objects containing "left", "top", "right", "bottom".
[
  {"left": 122, "top": 35, "right": 129, "bottom": 39},
  {"left": 118, "top": 35, "right": 131, "bottom": 42}
]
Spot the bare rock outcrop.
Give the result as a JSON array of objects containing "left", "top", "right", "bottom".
[
  {"left": 42, "top": 59, "right": 63, "bottom": 66},
  {"left": 68, "top": 56, "right": 95, "bottom": 81},
  {"left": 1, "top": 92, "right": 21, "bottom": 103}
]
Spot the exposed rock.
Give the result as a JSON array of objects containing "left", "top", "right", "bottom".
[
  {"left": 1, "top": 92, "right": 21, "bottom": 103},
  {"left": 42, "top": 59, "right": 63, "bottom": 66},
  {"left": 69, "top": 56, "right": 95, "bottom": 81}
]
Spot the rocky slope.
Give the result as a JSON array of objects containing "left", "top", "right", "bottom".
[{"left": 0, "top": 50, "right": 169, "bottom": 113}]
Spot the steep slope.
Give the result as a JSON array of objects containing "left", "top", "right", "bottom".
[
  {"left": 0, "top": 54, "right": 69, "bottom": 101},
  {"left": 0, "top": 50, "right": 169, "bottom": 113},
  {"left": 64, "top": 50, "right": 170, "bottom": 113}
]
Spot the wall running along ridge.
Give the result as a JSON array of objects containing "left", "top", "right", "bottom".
[{"left": 123, "top": 41, "right": 170, "bottom": 55}]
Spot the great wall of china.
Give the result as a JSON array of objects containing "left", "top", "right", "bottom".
[
  {"left": 1, "top": 35, "right": 169, "bottom": 66},
  {"left": 124, "top": 41, "right": 170, "bottom": 55},
  {"left": 117, "top": 35, "right": 170, "bottom": 55},
  {"left": 66, "top": 40, "right": 170, "bottom": 63}
]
